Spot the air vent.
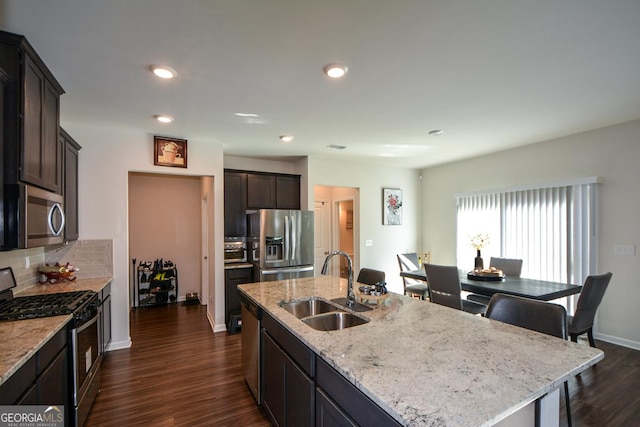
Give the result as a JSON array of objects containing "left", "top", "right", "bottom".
[{"left": 327, "top": 144, "right": 346, "bottom": 150}]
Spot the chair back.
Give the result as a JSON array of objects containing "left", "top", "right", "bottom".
[
  {"left": 356, "top": 268, "right": 385, "bottom": 286},
  {"left": 397, "top": 253, "right": 420, "bottom": 271},
  {"left": 423, "top": 264, "right": 462, "bottom": 310},
  {"left": 486, "top": 293, "right": 567, "bottom": 339},
  {"left": 489, "top": 257, "right": 523, "bottom": 277},
  {"left": 571, "top": 272, "right": 612, "bottom": 333}
]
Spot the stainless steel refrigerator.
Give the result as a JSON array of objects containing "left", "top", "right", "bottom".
[{"left": 248, "top": 209, "right": 314, "bottom": 281}]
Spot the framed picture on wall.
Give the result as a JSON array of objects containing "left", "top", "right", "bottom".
[
  {"left": 154, "top": 136, "right": 187, "bottom": 168},
  {"left": 383, "top": 188, "right": 402, "bottom": 225}
]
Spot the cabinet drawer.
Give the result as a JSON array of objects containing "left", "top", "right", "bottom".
[
  {"left": 262, "top": 312, "right": 315, "bottom": 377},
  {"left": 316, "top": 357, "right": 401, "bottom": 427},
  {"left": 226, "top": 267, "right": 252, "bottom": 281},
  {"left": 0, "top": 355, "right": 37, "bottom": 404},
  {"left": 37, "top": 327, "right": 67, "bottom": 375}
]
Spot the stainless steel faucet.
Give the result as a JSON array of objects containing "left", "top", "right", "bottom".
[{"left": 321, "top": 250, "right": 356, "bottom": 307}]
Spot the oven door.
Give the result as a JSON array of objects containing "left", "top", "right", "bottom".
[{"left": 72, "top": 307, "right": 102, "bottom": 417}]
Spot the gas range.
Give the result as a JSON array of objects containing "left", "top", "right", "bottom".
[{"left": 0, "top": 290, "right": 97, "bottom": 322}]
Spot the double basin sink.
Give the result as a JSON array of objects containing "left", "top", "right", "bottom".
[{"left": 280, "top": 298, "right": 369, "bottom": 331}]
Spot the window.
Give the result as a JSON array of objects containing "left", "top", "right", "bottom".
[{"left": 456, "top": 178, "right": 600, "bottom": 311}]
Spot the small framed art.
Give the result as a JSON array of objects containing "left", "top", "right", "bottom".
[
  {"left": 383, "top": 188, "right": 402, "bottom": 225},
  {"left": 154, "top": 136, "right": 187, "bottom": 168}
]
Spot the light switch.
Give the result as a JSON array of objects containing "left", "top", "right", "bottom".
[
  {"left": 365, "top": 240, "right": 373, "bottom": 247},
  {"left": 614, "top": 244, "right": 635, "bottom": 256}
]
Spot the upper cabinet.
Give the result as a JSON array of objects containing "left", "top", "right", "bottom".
[
  {"left": 224, "top": 170, "right": 301, "bottom": 237},
  {"left": 0, "top": 30, "right": 65, "bottom": 193},
  {"left": 247, "top": 173, "right": 276, "bottom": 209},
  {"left": 224, "top": 171, "right": 248, "bottom": 238},
  {"left": 61, "top": 128, "right": 81, "bottom": 242}
]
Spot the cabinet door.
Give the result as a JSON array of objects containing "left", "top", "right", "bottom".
[
  {"left": 276, "top": 175, "right": 301, "bottom": 209},
  {"left": 21, "top": 55, "right": 61, "bottom": 193},
  {"left": 316, "top": 387, "right": 357, "bottom": 427},
  {"left": 225, "top": 267, "right": 252, "bottom": 327},
  {"left": 39, "top": 348, "right": 67, "bottom": 406},
  {"left": 102, "top": 294, "right": 112, "bottom": 352},
  {"left": 247, "top": 173, "right": 276, "bottom": 209},
  {"left": 263, "top": 331, "right": 286, "bottom": 426},
  {"left": 262, "top": 330, "right": 314, "bottom": 427},
  {"left": 224, "top": 172, "right": 247, "bottom": 237},
  {"left": 62, "top": 129, "right": 80, "bottom": 241}
]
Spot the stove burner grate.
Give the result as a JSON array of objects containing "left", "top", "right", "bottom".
[{"left": 0, "top": 290, "right": 96, "bottom": 321}]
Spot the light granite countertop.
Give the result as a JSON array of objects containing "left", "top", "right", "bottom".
[
  {"left": 238, "top": 276, "right": 604, "bottom": 427},
  {"left": 0, "top": 277, "right": 112, "bottom": 387}
]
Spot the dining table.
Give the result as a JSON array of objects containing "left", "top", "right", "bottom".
[{"left": 400, "top": 269, "right": 582, "bottom": 301}]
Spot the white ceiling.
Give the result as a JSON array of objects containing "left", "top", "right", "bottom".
[{"left": 2, "top": 0, "right": 639, "bottom": 169}]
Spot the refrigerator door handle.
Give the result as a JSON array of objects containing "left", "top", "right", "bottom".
[
  {"left": 290, "top": 215, "right": 296, "bottom": 262},
  {"left": 284, "top": 216, "right": 290, "bottom": 261}
]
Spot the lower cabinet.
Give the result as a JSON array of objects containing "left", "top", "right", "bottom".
[
  {"left": 315, "top": 387, "right": 357, "bottom": 427},
  {"left": 259, "top": 311, "right": 401, "bottom": 427},
  {"left": 0, "top": 326, "right": 69, "bottom": 408},
  {"left": 225, "top": 266, "right": 252, "bottom": 329},
  {"left": 101, "top": 282, "right": 112, "bottom": 353},
  {"left": 262, "top": 314, "right": 314, "bottom": 427}
]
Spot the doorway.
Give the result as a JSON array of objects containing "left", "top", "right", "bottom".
[
  {"left": 128, "top": 172, "right": 213, "bottom": 311},
  {"left": 313, "top": 185, "right": 359, "bottom": 277}
]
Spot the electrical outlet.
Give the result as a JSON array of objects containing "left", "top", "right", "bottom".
[
  {"left": 614, "top": 244, "right": 635, "bottom": 256},
  {"left": 25, "top": 257, "right": 30, "bottom": 268}
]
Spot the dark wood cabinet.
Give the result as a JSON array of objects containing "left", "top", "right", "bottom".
[
  {"left": 276, "top": 175, "right": 301, "bottom": 210},
  {"left": 224, "top": 169, "right": 301, "bottom": 237},
  {"left": 225, "top": 266, "right": 252, "bottom": 330},
  {"left": 316, "top": 387, "right": 357, "bottom": 427},
  {"left": 61, "top": 128, "right": 81, "bottom": 242},
  {"left": 21, "top": 54, "right": 63, "bottom": 193},
  {"left": 224, "top": 171, "right": 247, "bottom": 237},
  {"left": 262, "top": 330, "right": 314, "bottom": 427},
  {"left": 101, "top": 282, "right": 112, "bottom": 353},
  {"left": 247, "top": 173, "right": 277, "bottom": 209},
  {"left": 316, "top": 357, "right": 401, "bottom": 427},
  {"left": 0, "top": 326, "right": 68, "bottom": 407}
]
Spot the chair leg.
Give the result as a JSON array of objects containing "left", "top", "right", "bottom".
[
  {"left": 587, "top": 328, "right": 596, "bottom": 347},
  {"left": 564, "top": 381, "right": 572, "bottom": 427}
]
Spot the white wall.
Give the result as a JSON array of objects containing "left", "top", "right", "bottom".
[
  {"left": 69, "top": 124, "right": 225, "bottom": 348},
  {"left": 308, "top": 157, "right": 422, "bottom": 294},
  {"left": 420, "top": 119, "right": 640, "bottom": 349}
]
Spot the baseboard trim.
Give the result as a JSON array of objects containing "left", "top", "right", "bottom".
[
  {"left": 106, "top": 338, "right": 132, "bottom": 351},
  {"left": 594, "top": 332, "right": 640, "bottom": 351}
]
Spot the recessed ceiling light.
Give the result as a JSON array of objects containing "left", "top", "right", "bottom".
[
  {"left": 235, "top": 113, "right": 260, "bottom": 117},
  {"left": 154, "top": 114, "right": 174, "bottom": 123},
  {"left": 279, "top": 135, "right": 294, "bottom": 143},
  {"left": 150, "top": 65, "right": 177, "bottom": 79},
  {"left": 323, "top": 63, "right": 348, "bottom": 78},
  {"left": 428, "top": 129, "right": 444, "bottom": 136}
]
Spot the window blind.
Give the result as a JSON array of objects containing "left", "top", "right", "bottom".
[{"left": 456, "top": 179, "right": 599, "bottom": 312}]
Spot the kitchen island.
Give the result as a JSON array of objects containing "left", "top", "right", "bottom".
[{"left": 238, "top": 276, "right": 603, "bottom": 426}]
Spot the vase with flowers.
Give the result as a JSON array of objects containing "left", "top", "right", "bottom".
[{"left": 469, "top": 234, "right": 490, "bottom": 271}]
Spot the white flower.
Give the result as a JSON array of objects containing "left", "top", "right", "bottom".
[{"left": 469, "top": 234, "right": 490, "bottom": 250}]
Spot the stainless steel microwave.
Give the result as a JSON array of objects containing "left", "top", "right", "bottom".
[{"left": 3, "top": 184, "right": 65, "bottom": 249}]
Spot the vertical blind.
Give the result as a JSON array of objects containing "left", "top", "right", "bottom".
[{"left": 456, "top": 179, "right": 599, "bottom": 311}]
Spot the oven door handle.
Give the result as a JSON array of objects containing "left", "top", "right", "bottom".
[{"left": 75, "top": 309, "right": 99, "bottom": 334}]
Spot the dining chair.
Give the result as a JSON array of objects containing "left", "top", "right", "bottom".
[
  {"left": 485, "top": 293, "right": 572, "bottom": 427},
  {"left": 423, "top": 264, "right": 486, "bottom": 315},
  {"left": 356, "top": 268, "right": 385, "bottom": 286},
  {"left": 568, "top": 272, "right": 612, "bottom": 348},
  {"left": 467, "top": 257, "right": 523, "bottom": 305},
  {"left": 397, "top": 253, "right": 430, "bottom": 300}
]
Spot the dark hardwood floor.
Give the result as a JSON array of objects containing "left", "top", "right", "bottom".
[
  {"left": 86, "top": 304, "right": 640, "bottom": 426},
  {"left": 85, "top": 304, "right": 270, "bottom": 427}
]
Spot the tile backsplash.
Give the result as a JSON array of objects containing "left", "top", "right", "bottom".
[{"left": 0, "top": 240, "right": 113, "bottom": 292}]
